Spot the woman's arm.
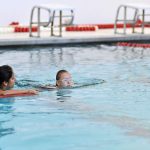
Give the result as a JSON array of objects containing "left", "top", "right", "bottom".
[{"left": 0, "top": 89, "right": 38, "bottom": 96}]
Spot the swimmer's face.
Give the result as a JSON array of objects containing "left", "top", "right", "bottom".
[
  {"left": 7, "top": 73, "right": 16, "bottom": 89},
  {"left": 56, "top": 72, "right": 74, "bottom": 88}
]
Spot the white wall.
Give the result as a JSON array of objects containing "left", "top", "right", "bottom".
[{"left": 0, "top": 0, "right": 150, "bottom": 25}]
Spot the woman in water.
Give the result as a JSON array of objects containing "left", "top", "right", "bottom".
[{"left": 0, "top": 65, "right": 38, "bottom": 96}]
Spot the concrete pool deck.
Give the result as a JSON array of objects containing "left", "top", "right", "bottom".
[{"left": 0, "top": 27, "right": 150, "bottom": 47}]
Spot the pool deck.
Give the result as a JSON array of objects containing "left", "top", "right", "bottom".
[{"left": 0, "top": 27, "right": 150, "bottom": 47}]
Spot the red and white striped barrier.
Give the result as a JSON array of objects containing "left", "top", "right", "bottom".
[
  {"left": 96, "top": 19, "right": 150, "bottom": 29},
  {"left": 14, "top": 27, "right": 37, "bottom": 32},
  {"left": 1, "top": 20, "right": 150, "bottom": 33},
  {"left": 66, "top": 26, "right": 96, "bottom": 32},
  {"left": 117, "top": 42, "right": 150, "bottom": 48}
]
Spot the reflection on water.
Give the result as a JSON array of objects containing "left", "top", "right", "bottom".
[
  {"left": 0, "top": 122, "right": 14, "bottom": 137},
  {"left": 27, "top": 45, "right": 150, "bottom": 66},
  {"left": 0, "top": 100, "right": 15, "bottom": 139},
  {"left": 56, "top": 89, "right": 72, "bottom": 102},
  {"left": 1, "top": 44, "right": 150, "bottom": 149},
  {"left": 55, "top": 87, "right": 150, "bottom": 139},
  {"left": 28, "top": 47, "right": 76, "bottom": 67},
  {"left": 1, "top": 44, "right": 150, "bottom": 67},
  {"left": 15, "top": 79, "right": 40, "bottom": 88}
]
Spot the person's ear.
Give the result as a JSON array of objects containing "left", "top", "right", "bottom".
[
  {"left": 2, "top": 81, "right": 8, "bottom": 87},
  {"left": 56, "top": 80, "right": 60, "bottom": 87}
]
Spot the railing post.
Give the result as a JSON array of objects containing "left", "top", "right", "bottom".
[
  {"left": 123, "top": 6, "right": 127, "bottom": 34},
  {"left": 142, "top": 9, "right": 145, "bottom": 34},
  {"left": 37, "top": 7, "right": 41, "bottom": 37},
  {"left": 59, "top": 10, "right": 62, "bottom": 37}
]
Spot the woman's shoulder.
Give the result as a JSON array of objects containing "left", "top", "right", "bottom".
[{"left": 0, "top": 90, "right": 5, "bottom": 95}]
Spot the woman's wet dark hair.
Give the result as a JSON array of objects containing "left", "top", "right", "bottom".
[{"left": 0, "top": 65, "right": 13, "bottom": 86}]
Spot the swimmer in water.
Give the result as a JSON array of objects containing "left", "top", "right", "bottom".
[
  {"left": 39, "top": 70, "right": 74, "bottom": 90},
  {"left": 0, "top": 65, "right": 38, "bottom": 96},
  {"left": 56, "top": 70, "right": 74, "bottom": 88},
  {"left": 39, "top": 69, "right": 105, "bottom": 90}
]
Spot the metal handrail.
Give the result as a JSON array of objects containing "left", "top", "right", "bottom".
[
  {"left": 114, "top": 5, "right": 139, "bottom": 34},
  {"left": 29, "top": 4, "right": 74, "bottom": 37},
  {"left": 29, "top": 6, "right": 52, "bottom": 37},
  {"left": 114, "top": 4, "right": 150, "bottom": 34}
]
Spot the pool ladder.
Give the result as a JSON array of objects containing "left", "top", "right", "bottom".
[{"left": 29, "top": 4, "right": 74, "bottom": 37}]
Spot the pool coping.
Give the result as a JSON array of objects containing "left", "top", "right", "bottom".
[{"left": 0, "top": 28, "right": 150, "bottom": 47}]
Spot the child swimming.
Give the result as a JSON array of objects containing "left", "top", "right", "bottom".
[
  {"left": 56, "top": 70, "right": 74, "bottom": 88},
  {"left": 38, "top": 70, "right": 105, "bottom": 90},
  {"left": 39, "top": 70, "right": 74, "bottom": 90}
]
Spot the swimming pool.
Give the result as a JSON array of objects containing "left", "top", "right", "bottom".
[{"left": 1, "top": 44, "right": 150, "bottom": 150}]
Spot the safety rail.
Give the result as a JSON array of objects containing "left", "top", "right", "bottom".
[
  {"left": 29, "top": 4, "right": 74, "bottom": 37},
  {"left": 114, "top": 3, "right": 150, "bottom": 34}
]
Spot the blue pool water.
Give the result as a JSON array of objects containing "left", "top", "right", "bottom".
[{"left": 1, "top": 44, "right": 150, "bottom": 150}]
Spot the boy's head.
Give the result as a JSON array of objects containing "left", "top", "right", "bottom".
[
  {"left": 56, "top": 70, "right": 73, "bottom": 88},
  {"left": 0, "top": 65, "right": 16, "bottom": 90}
]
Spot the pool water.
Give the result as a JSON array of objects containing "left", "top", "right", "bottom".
[{"left": 1, "top": 44, "right": 150, "bottom": 150}]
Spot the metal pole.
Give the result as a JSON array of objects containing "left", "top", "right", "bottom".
[
  {"left": 59, "top": 10, "right": 62, "bottom": 37},
  {"left": 114, "top": 6, "right": 121, "bottom": 34},
  {"left": 37, "top": 8, "right": 41, "bottom": 37},
  {"left": 142, "top": 9, "right": 145, "bottom": 34},
  {"left": 29, "top": 7, "right": 35, "bottom": 37},
  {"left": 132, "top": 9, "right": 138, "bottom": 33},
  {"left": 51, "top": 11, "right": 55, "bottom": 36},
  {"left": 123, "top": 6, "right": 127, "bottom": 34}
]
